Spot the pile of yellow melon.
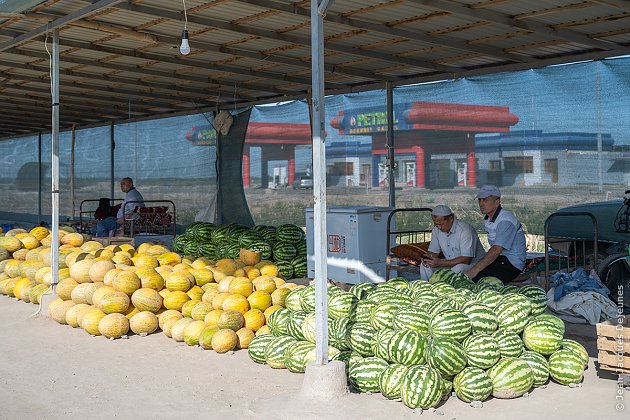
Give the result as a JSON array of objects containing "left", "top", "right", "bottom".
[{"left": 0, "top": 227, "right": 304, "bottom": 354}]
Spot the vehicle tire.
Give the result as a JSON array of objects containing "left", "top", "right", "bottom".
[{"left": 597, "top": 253, "right": 630, "bottom": 313}]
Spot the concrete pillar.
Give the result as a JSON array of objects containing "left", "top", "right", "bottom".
[
  {"left": 467, "top": 134, "right": 476, "bottom": 188},
  {"left": 371, "top": 155, "right": 380, "bottom": 187},
  {"left": 414, "top": 146, "right": 425, "bottom": 188},
  {"left": 243, "top": 146, "right": 250, "bottom": 188},
  {"left": 288, "top": 155, "right": 295, "bottom": 187}
]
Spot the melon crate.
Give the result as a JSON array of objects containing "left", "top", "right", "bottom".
[{"left": 596, "top": 317, "right": 630, "bottom": 375}]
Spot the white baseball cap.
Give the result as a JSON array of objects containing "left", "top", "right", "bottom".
[{"left": 476, "top": 185, "right": 501, "bottom": 199}]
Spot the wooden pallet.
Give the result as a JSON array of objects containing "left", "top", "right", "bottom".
[{"left": 596, "top": 318, "right": 630, "bottom": 375}]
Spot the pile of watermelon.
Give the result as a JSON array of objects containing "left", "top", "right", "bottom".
[
  {"left": 173, "top": 222, "right": 307, "bottom": 280},
  {"left": 247, "top": 269, "right": 589, "bottom": 410}
]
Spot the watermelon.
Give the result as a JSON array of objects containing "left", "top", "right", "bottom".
[
  {"left": 499, "top": 284, "right": 519, "bottom": 295},
  {"left": 284, "top": 287, "right": 303, "bottom": 312},
  {"left": 426, "top": 297, "right": 457, "bottom": 319},
  {"left": 348, "top": 357, "right": 390, "bottom": 393},
  {"left": 520, "top": 350, "right": 550, "bottom": 387},
  {"left": 267, "top": 307, "right": 291, "bottom": 336},
  {"left": 400, "top": 365, "right": 443, "bottom": 409},
  {"left": 379, "top": 292, "right": 413, "bottom": 307},
  {"left": 370, "top": 302, "right": 401, "bottom": 330},
  {"left": 291, "top": 256, "right": 308, "bottom": 278},
  {"left": 534, "top": 314, "right": 565, "bottom": 335},
  {"left": 429, "top": 282, "right": 456, "bottom": 297},
  {"left": 349, "top": 282, "right": 376, "bottom": 300},
  {"left": 378, "top": 363, "right": 409, "bottom": 400},
  {"left": 265, "top": 336, "right": 296, "bottom": 369},
  {"left": 487, "top": 357, "right": 534, "bottom": 399},
  {"left": 388, "top": 330, "right": 428, "bottom": 366},
  {"left": 381, "top": 278, "right": 408, "bottom": 290},
  {"left": 366, "top": 288, "right": 397, "bottom": 303},
  {"left": 248, "top": 334, "right": 277, "bottom": 364},
  {"left": 548, "top": 349, "right": 586, "bottom": 385},
  {"left": 349, "top": 300, "right": 377, "bottom": 323},
  {"left": 276, "top": 261, "right": 294, "bottom": 279},
  {"left": 287, "top": 310, "right": 308, "bottom": 341},
  {"left": 429, "top": 309, "right": 471, "bottom": 342},
  {"left": 348, "top": 322, "right": 377, "bottom": 356},
  {"left": 276, "top": 224, "right": 305, "bottom": 244},
  {"left": 300, "top": 285, "right": 316, "bottom": 312},
  {"left": 392, "top": 305, "right": 430, "bottom": 335},
  {"left": 475, "top": 288, "right": 503, "bottom": 308},
  {"left": 493, "top": 329, "right": 524, "bottom": 358},
  {"left": 328, "top": 317, "right": 353, "bottom": 351},
  {"left": 301, "top": 312, "right": 316, "bottom": 343},
  {"left": 248, "top": 241, "right": 273, "bottom": 260},
  {"left": 427, "top": 336, "right": 467, "bottom": 377},
  {"left": 522, "top": 319, "right": 563, "bottom": 355},
  {"left": 284, "top": 341, "right": 316, "bottom": 373},
  {"left": 477, "top": 276, "right": 503, "bottom": 288},
  {"left": 453, "top": 367, "right": 493, "bottom": 403},
  {"left": 518, "top": 285, "right": 548, "bottom": 316},
  {"left": 371, "top": 328, "right": 396, "bottom": 360},
  {"left": 328, "top": 292, "right": 358, "bottom": 320},
  {"left": 428, "top": 268, "right": 454, "bottom": 284},
  {"left": 407, "top": 280, "right": 432, "bottom": 293},
  {"left": 494, "top": 294, "right": 532, "bottom": 333},
  {"left": 560, "top": 339, "right": 589, "bottom": 368},
  {"left": 462, "top": 333, "right": 500, "bottom": 369},
  {"left": 460, "top": 301, "right": 498, "bottom": 334},
  {"left": 273, "top": 242, "right": 297, "bottom": 262},
  {"left": 413, "top": 290, "right": 440, "bottom": 308},
  {"left": 332, "top": 350, "right": 363, "bottom": 374}
]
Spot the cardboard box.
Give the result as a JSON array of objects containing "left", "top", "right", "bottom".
[{"left": 596, "top": 317, "right": 630, "bottom": 374}]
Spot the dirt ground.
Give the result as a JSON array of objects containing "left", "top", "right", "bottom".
[{"left": 0, "top": 295, "right": 626, "bottom": 420}]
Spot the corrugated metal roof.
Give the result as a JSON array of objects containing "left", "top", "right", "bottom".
[{"left": 1, "top": 0, "right": 630, "bottom": 138}]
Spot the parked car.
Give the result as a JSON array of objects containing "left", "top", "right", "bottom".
[{"left": 293, "top": 176, "right": 313, "bottom": 189}]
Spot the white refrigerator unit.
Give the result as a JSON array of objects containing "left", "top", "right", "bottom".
[{"left": 306, "top": 206, "right": 393, "bottom": 284}]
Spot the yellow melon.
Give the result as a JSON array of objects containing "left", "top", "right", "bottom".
[
  {"left": 211, "top": 329, "right": 238, "bottom": 353},
  {"left": 186, "top": 285, "right": 204, "bottom": 301},
  {"left": 193, "top": 268, "right": 214, "bottom": 287},
  {"left": 61, "top": 232, "right": 84, "bottom": 247},
  {"left": 243, "top": 308, "right": 266, "bottom": 332},
  {"left": 12, "top": 277, "right": 33, "bottom": 300},
  {"left": 25, "top": 248, "right": 42, "bottom": 261},
  {"left": 228, "top": 277, "right": 254, "bottom": 297},
  {"left": 0, "top": 236, "right": 23, "bottom": 253},
  {"left": 158, "top": 288, "right": 171, "bottom": 299},
  {"left": 81, "top": 308, "right": 107, "bottom": 335},
  {"left": 69, "top": 259, "right": 95, "bottom": 284},
  {"left": 42, "top": 267, "right": 71, "bottom": 287},
  {"left": 98, "top": 291, "right": 131, "bottom": 314},
  {"left": 210, "top": 268, "right": 227, "bottom": 283},
  {"left": 19, "top": 260, "right": 45, "bottom": 281},
  {"left": 4, "top": 259, "right": 21, "bottom": 278},
  {"left": 49, "top": 299, "right": 75, "bottom": 324},
  {"left": 172, "top": 262, "right": 192, "bottom": 272},
  {"left": 130, "top": 311, "right": 159, "bottom": 335},
  {"left": 91, "top": 285, "right": 117, "bottom": 307},
  {"left": 247, "top": 290, "right": 272, "bottom": 311},
  {"left": 124, "top": 305, "right": 140, "bottom": 319},
  {"left": 273, "top": 277, "right": 286, "bottom": 288},
  {"left": 202, "top": 282, "right": 219, "bottom": 292},
  {"left": 217, "top": 276, "right": 234, "bottom": 294},
  {"left": 254, "top": 275, "right": 277, "bottom": 293},
  {"left": 264, "top": 305, "right": 282, "bottom": 321},
  {"left": 158, "top": 309, "right": 183, "bottom": 330},
  {"left": 211, "top": 292, "right": 232, "bottom": 310},
  {"left": 163, "top": 290, "right": 191, "bottom": 311},
  {"left": 215, "top": 259, "right": 239, "bottom": 276},
  {"left": 183, "top": 320, "right": 207, "bottom": 346},
  {"left": 181, "top": 299, "right": 200, "bottom": 318},
  {"left": 255, "top": 260, "right": 273, "bottom": 269},
  {"left": 171, "top": 317, "right": 194, "bottom": 342},
  {"left": 157, "top": 251, "right": 181, "bottom": 266},
  {"left": 271, "top": 287, "right": 292, "bottom": 307},
  {"left": 12, "top": 248, "right": 29, "bottom": 261},
  {"left": 80, "top": 240, "right": 103, "bottom": 252},
  {"left": 19, "top": 282, "right": 36, "bottom": 303},
  {"left": 85, "top": 282, "right": 104, "bottom": 305},
  {"left": 55, "top": 277, "right": 79, "bottom": 301},
  {"left": 112, "top": 253, "right": 132, "bottom": 266},
  {"left": 191, "top": 258, "right": 211, "bottom": 270},
  {"left": 239, "top": 248, "right": 261, "bottom": 266},
  {"left": 29, "top": 283, "right": 50, "bottom": 304},
  {"left": 131, "top": 288, "right": 163, "bottom": 313},
  {"left": 222, "top": 293, "right": 250, "bottom": 315},
  {"left": 245, "top": 267, "right": 261, "bottom": 280},
  {"left": 147, "top": 244, "right": 169, "bottom": 256},
  {"left": 202, "top": 289, "right": 219, "bottom": 304},
  {"left": 93, "top": 248, "right": 115, "bottom": 259},
  {"left": 191, "top": 301, "right": 214, "bottom": 321},
  {"left": 65, "top": 303, "right": 91, "bottom": 327},
  {"left": 99, "top": 313, "right": 130, "bottom": 339},
  {"left": 255, "top": 325, "right": 271, "bottom": 336},
  {"left": 5, "top": 228, "right": 26, "bottom": 236},
  {"left": 260, "top": 264, "right": 279, "bottom": 277},
  {"left": 89, "top": 259, "right": 115, "bottom": 283},
  {"left": 204, "top": 309, "right": 224, "bottom": 327},
  {"left": 15, "top": 233, "right": 40, "bottom": 250},
  {"left": 165, "top": 270, "right": 194, "bottom": 292},
  {"left": 155, "top": 265, "right": 173, "bottom": 277},
  {"left": 136, "top": 269, "right": 163, "bottom": 291},
  {"left": 35, "top": 266, "right": 50, "bottom": 284},
  {"left": 29, "top": 226, "right": 49, "bottom": 241},
  {"left": 236, "top": 327, "right": 255, "bottom": 349},
  {"left": 71, "top": 282, "right": 97, "bottom": 304},
  {"left": 112, "top": 271, "right": 141, "bottom": 296},
  {"left": 134, "top": 254, "right": 159, "bottom": 269},
  {"left": 198, "top": 326, "right": 220, "bottom": 350}
]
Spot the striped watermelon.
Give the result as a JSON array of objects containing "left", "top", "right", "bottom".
[
  {"left": 348, "top": 322, "right": 377, "bottom": 356},
  {"left": 413, "top": 290, "right": 440, "bottom": 307},
  {"left": 440, "top": 377, "right": 453, "bottom": 402},
  {"left": 426, "top": 336, "right": 467, "bottom": 377},
  {"left": 331, "top": 350, "right": 357, "bottom": 374},
  {"left": 494, "top": 294, "right": 532, "bottom": 333},
  {"left": 372, "top": 328, "right": 396, "bottom": 360},
  {"left": 451, "top": 288, "right": 475, "bottom": 304},
  {"left": 522, "top": 319, "right": 563, "bottom": 355},
  {"left": 388, "top": 330, "right": 428, "bottom": 366},
  {"left": 381, "top": 277, "right": 408, "bottom": 290},
  {"left": 327, "top": 285, "right": 345, "bottom": 296},
  {"left": 267, "top": 307, "right": 291, "bottom": 336},
  {"left": 239, "top": 231, "right": 262, "bottom": 249},
  {"left": 453, "top": 367, "right": 493, "bottom": 403},
  {"left": 370, "top": 302, "right": 401, "bottom": 330},
  {"left": 349, "top": 300, "right": 377, "bottom": 323},
  {"left": 430, "top": 282, "right": 456, "bottom": 297},
  {"left": 477, "top": 276, "right": 504, "bottom": 288},
  {"left": 287, "top": 310, "right": 308, "bottom": 341},
  {"left": 518, "top": 285, "right": 548, "bottom": 316},
  {"left": 284, "top": 341, "right": 315, "bottom": 373},
  {"left": 284, "top": 287, "right": 304, "bottom": 312},
  {"left": 349, "top": 282, "right": 376, "bottom": 300},
  {"left": 520, "top": 350, "right": 550, "bottom": 387},
  {"left": 548, "top": 349, "right": 586, "bottom": 385},
  {"left": 487, "top": 357, "right": 534, "bottom": 399},
  {"left": 295, "top": 240, "right": 307, "bottom": 257},
  {"left": 534, "top": 314, "right": 565, "bottom": 335},
  {"left": 226, "top": 243, "right": 241, "bottom": 259},
  {"left": 276, "top": 224, "right": 305, "bottom": 244},
  {"left": 401, "top": 365, "right": 443, "bottom": 409},
  {"left": 328, "top": 292, "right": 358, "bottom": 320},
  {"left": 259, "top": 226, "right": 278, "bottom": 244},
  {"left": 462, "top": 333, "right": 501, "bottom": 369},
  {"left": 460, "top": 301, "right": 498, "bottom": 334},
  {"left": 273, "top": 242, "right": 297, "bottom": 261},
  {"left": 301, "top": 313, "right": 316, "bottom": 343},
  {"left": 499, "top": 284, "right": 519, "bottom": 295},
  {"left": 300, "top": 286, "right": 316, "bottom": 312},
  {"left": 475, "top": 288, "right": 504, "bottom": 308},
  {"left": 392, "top": 305, "right": 430, "bottom": 335},
  {"left": 248, "top": 334, "right": 277, "bottom": 364},
  {"left": 291, "top": 256, "right": 308, "bottom": 278},
  {"left": 560, "top": 339, "right": 589, "bottom": 368},
  {"left": 379, "top": 292, "right": 414, "bottom": 307},
  {"left": 248, "top": 241, "right": 272, "bottom": 260},
  {"left": 408, "top": 280, "right": 432, "bottom": 293},
  {"left": 348, "top": 357, "right": 390, "bottom": 393},
  {"left": 429, "top": 309, "right": 471, "bottom": 342},
  {"left": 265, "top": 336, "right": 297, "bottom": 369},
  {"left": 366, "top": 288, "right": 398, "bottom": 303},
  {"left": 378, "top": 363, "right": 409, "bottom": 400},
  {"left": 492, "top": 329, "right": 524, "bottom": 358},
  {"left": 428, "top": 268, "right": 454, "bottom": 284},
  {"left": 426, "top": 297, "right": 457, "bottom": 319},
  {"left": 328, "top": 317, "right": 353, "bottom": 351}
]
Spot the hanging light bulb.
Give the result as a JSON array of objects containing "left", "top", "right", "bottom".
[{"left": 180, "top": 29, "right": 190, "bottom": 55}]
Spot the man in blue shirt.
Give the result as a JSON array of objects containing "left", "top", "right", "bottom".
[
  {"left": 464, "top": 185, "right": 527, "bottom": 283},
  {"left": 93, "top": 177, "right": 144, "bottom": 237}
]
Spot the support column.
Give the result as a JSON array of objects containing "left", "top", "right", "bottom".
[
  {"left": 260, "top": 150, "right": 269, "bottom": 188},
  {"left": 413, "top": 146, "right": 425, "bottom": 188},
  {"left": 372, "top": 155, "right": 380, "bottom": 188},
  {"left": 288, "top": 155, "right": 295, "bottom": 187},
  {"left": 467, "top": 134, "right": 476, "bottom": 188},
  {"left": 243, "top": 146, "right": 251, "bottom": 188}
]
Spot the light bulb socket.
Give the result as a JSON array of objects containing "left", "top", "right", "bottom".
[{"left": 180, "top": 30, "right": 191, "bottom": 55}]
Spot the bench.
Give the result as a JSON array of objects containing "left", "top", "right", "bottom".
[{"left": 79, "top": 199, "right": 177, "bottom": 238}]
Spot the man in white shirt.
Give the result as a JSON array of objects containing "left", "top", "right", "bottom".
[
  {"left": 405, "top": 205, "right": 486, "bottom": 281},
  {"left": 93, "top": 177, "right": 144, "bottom": 237}
]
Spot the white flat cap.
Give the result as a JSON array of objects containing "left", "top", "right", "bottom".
[{"left": 432, "top": 205, "right": 452, "bottom": 217}]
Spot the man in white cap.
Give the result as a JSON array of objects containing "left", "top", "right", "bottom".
[
  {"left": 464, "top": 185, "right": 526, "bottom": 283},
  {"left": 406, "top": 204, "right": 486, "bottom": 280}
]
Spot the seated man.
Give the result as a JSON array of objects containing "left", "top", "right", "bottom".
[
  {"left": 90, "top": 197, "right": 118, "bottom": 237},
  {"left": 402, "top": 205, "right": 486, "bottom": 281},
  {"left": 464, "top": 185, "right": 527, "bottom": 283},
  {"left": 93, "top": 177, "right": 145, "bottom": 236}
]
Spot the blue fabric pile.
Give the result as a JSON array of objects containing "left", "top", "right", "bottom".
[{"left": 549, "top": 268, "right": 610, "bottom": 301}]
